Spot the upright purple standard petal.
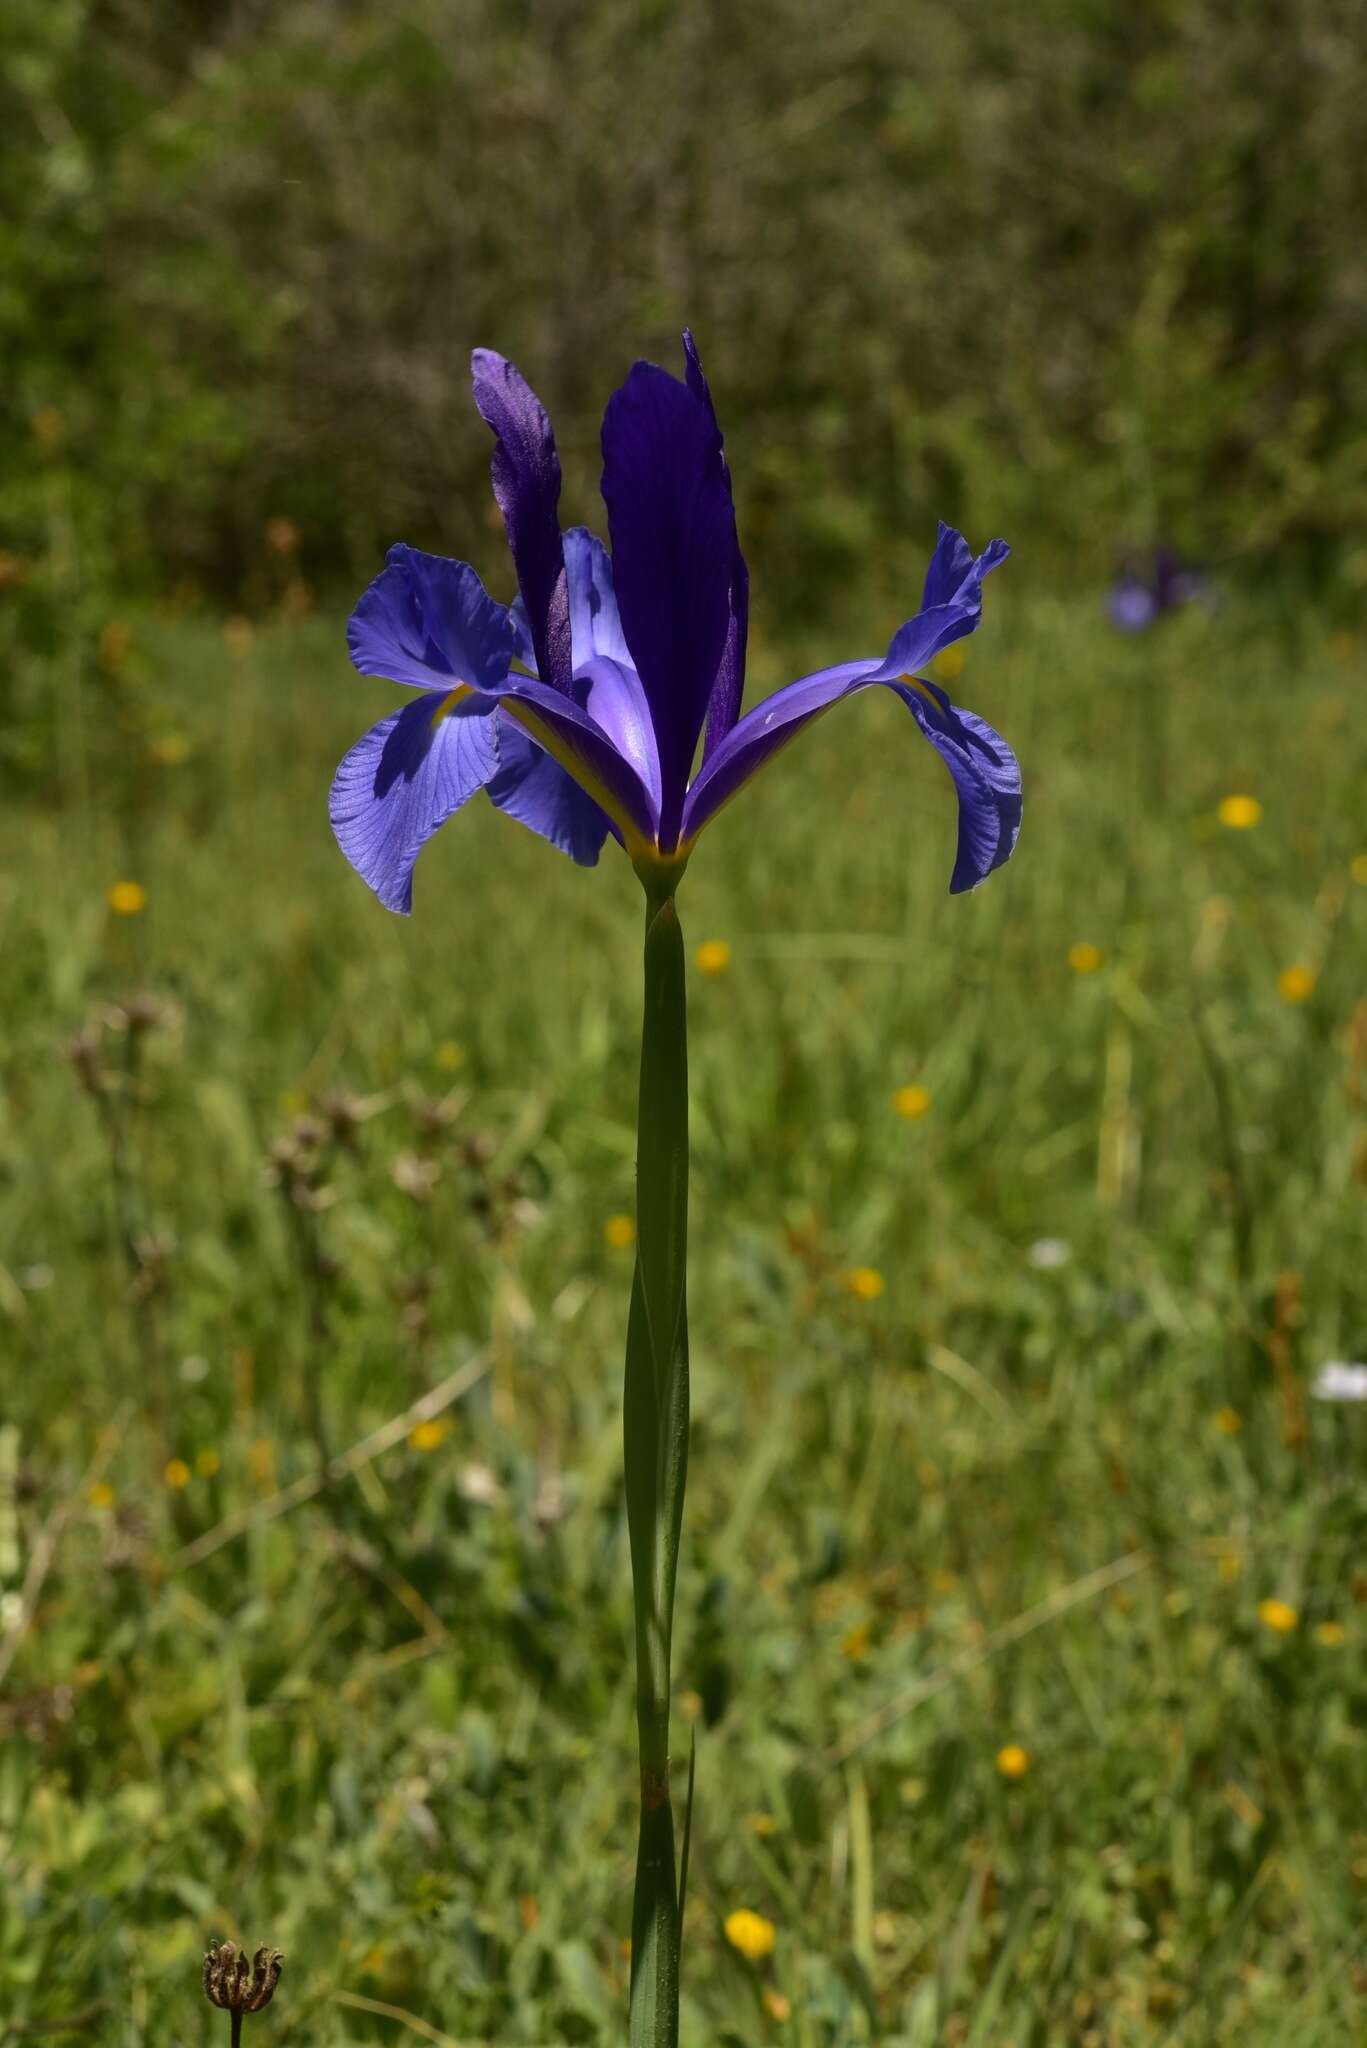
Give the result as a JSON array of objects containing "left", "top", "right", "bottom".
[
  {"left": 682, "top": 330, "right": 750, "bottom": 761},
  {"left": 471, "top": 351, "right": 572, "bottom": 694},
  {"left": 600, "top": 363, "right": 737, "bottom": 849},
  {"left": 330, "top": 692, "right": 499, "bottom": 913},
  {"left": 680, "top": 527, "right": 1018, "bottom": 893}
]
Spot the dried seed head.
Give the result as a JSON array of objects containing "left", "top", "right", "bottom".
[
  {"left": 107, "top": 992, "right": 172, "bottom": 1037},
  {"left": 317, "top": 1090, "right": 368, "bottom": 1149},
  {"left": 64, "top": 1030, "right": 105, "bottom": 1096},
  {"left": 203, "top": 1941, "right": 284, "bottom": 2014}
]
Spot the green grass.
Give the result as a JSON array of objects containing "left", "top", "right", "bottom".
[{"left": 1, "top": 584, "right": 1365, "bottom": 2046}]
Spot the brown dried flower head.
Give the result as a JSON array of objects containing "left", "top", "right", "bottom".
[{"left": 203, "top": 1941, "right": 284, "bottom": 2014}]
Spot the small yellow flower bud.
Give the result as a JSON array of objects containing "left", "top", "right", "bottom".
[
  {"left": 842, "top": 1266, "right": 885, "bottom": 1302},
  {"left": 1217, "top": 794, "right": 1262, "bottom": 829},
  {"left": 1276, "top": 965, "right": 1315, "bottom": 1005},
  {"left": 1067, "top": 941, "right": 1104, "bottom": 975},
  {"left": 1257, "top": 1598, "right": 1298, "bottom": 1634},
  {"left": 107, "top": 881, "right": 147, "bottom": 917},
  {"left": 996, "top": 1743, "right": 1030, "bottom": 1780},
  {"left": 724, "top": 1909, "right": 776, "bottom": 1961}
]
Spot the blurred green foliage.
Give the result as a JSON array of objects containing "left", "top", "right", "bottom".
[{"left": 3, "top": 0, "right": 1367, "bottom": 630}]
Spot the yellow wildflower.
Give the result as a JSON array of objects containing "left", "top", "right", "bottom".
[
  {"left": 695, "top": 939, "right": 731, "bottom": 977},
  {"left": 409, "top": 1417, "right": 452, "bottom": 1452},
  {"left": 762, "top": 1989, "right": 791, "bottom": 2022},
  {"left": 149, "top": 734, "right": 192, "bottom": 766},
  {"left": 678, "top": 1689, "right": 704, "bottom": 1723},
  {"left": 724, "top": 1909, "right": 776, "bottom": 1962},
  {"left": 195, "top": 1448, "right": 221, "bottom": 1479},
  {"left": 1314, "top": 1621, "right": 1346, "bottom": 1648},
  {"left": 996, "top": 1743, "right": 1030, "bottom": 1781},
  {"left": 930, "top": 643, "right": 965, "bottom": 683},
  {"left": 87, "top": 1481, "right": 116, "bottom": 1510},
  {"left": 1351, "top": 853, "right": 1367, "bottom": 887},
  {"left": 107, "top": 881, "right": 147, "bottom": 917},
  {"left": 746, "top": 1812, "right": 778, "bottom": 1837},
  {"left": 434, "top": 1040, "right": 466, "bottom": 1071},
  {"left": 842, "top": 1266, "right": 885, "bottom": 1302},
  {"left": 163, "top": 1458, "right": 191, "bottom": 1490},
  {"left": 893, "top": 1083, "right": 932, "bottom": 1120},
  {"left": 604, "top": 1213, "right": 636, "bottom": 1251},
  {"left": 1214, "top": 1407, "right": 1243, "bottom": 1435},
  {"left": 1067, "top": 941, "right": 1105, "bottom": 975},
  {"left": 1217, "top": 794, "right": 1262, "bottom": 830},
  {"left": 1257, "top": 1598, "right": 1297, "bottom": 1635},
  {"left": 1277, "top": 965, "right": 1315, "bottom": 1005}
]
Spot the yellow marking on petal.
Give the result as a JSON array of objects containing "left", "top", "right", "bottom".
[
  {"left": 498, "top": 698, "right": 658, "bottom": 863},
  {"left": 431, "top": 682, "right": 474, "bottom": 723},
  {"left": 899, "top": 672, "right": 940, "bottom": 705}
]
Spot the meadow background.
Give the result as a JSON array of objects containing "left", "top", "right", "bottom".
[{"left": 2, "top": 2, "right": 1366, "bottom": 2043}]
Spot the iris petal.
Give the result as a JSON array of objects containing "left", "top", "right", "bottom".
[
  {"left": 329, "top": 691, "right": 499, "bottom": 914},
  {"left": 682, "top": 331, "right": 751, "bottom": 760},
  {"left": 471, "top": 350, "right": 572, "bottom": 693},
  {"left": 893, "top": 678, "right": 1022, "bottom": 893},
  {"left": 564, "top": 528, "right": 632, "bottom": 669},
  {"left": 600, "top": 362, "right": 737, "bottom": 848},
  {"left": 486, "top": 715, "right": 611, "bottom": 865},
  {"left": 491, "top": 672, "right": 660, "bottom": 851},
  {"left": 348, "top": 546, "right": 516, "bottom": 695},
  {"left": 679, "top": 526, "right": 1018, "bottom": 893},
  {"left": 867, "top": 533, "right": 1010, "bottom": 682}
]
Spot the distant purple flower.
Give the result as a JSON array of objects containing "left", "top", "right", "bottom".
[
  {"left": 1107, "top": 547, "right": 1212, "bottom": 634},
  {"left": 331, "top": 335, "right": 1021, "bottom": 912}
]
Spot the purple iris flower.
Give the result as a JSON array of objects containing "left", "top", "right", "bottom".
[
  {"left": 1107, "top": 546, "right": 1211, "bottom": 633},
  {"left": 330, "top": 334, "right": 1021, "bottom": 912}
]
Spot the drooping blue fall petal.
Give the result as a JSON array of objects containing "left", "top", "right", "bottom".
[
  {"left": 472, "top": 350, "right": 572, "bottom": 693},
  {"left": 891, "top": 677, "right": 1022, "bottom": 892},
  {"left": 346, "top": 543, "right": 658, "bottom": 858},
  {"left": 486, "top": 714, "right": 612, "bottom": 865},
  {"left": 600, "top": 362, "right": 738, "bottom": 849},
  {"left": 349, "top": 545, "right": 517, "bottom": 696},
  {"left": 682, "top": 331, "right": 750, "bottom": 761},
  {"left": 680, "top": 529, "right": 1017, "bottom": 892},
  {"left": 329, "top": 691, "right": 500, "bottom": 914}
]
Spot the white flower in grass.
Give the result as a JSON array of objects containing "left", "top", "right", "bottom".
[{"left": 1312, "top": 1362, "right": 1367, "bottom": 1403}]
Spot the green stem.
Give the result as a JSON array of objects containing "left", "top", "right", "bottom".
[{"left": 624, "top": 880, "right": 690, "bottom": 2048}]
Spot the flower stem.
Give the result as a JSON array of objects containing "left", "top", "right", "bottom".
[{"left": 624, "top": 882, "right": 690, "bottom": 2048}]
